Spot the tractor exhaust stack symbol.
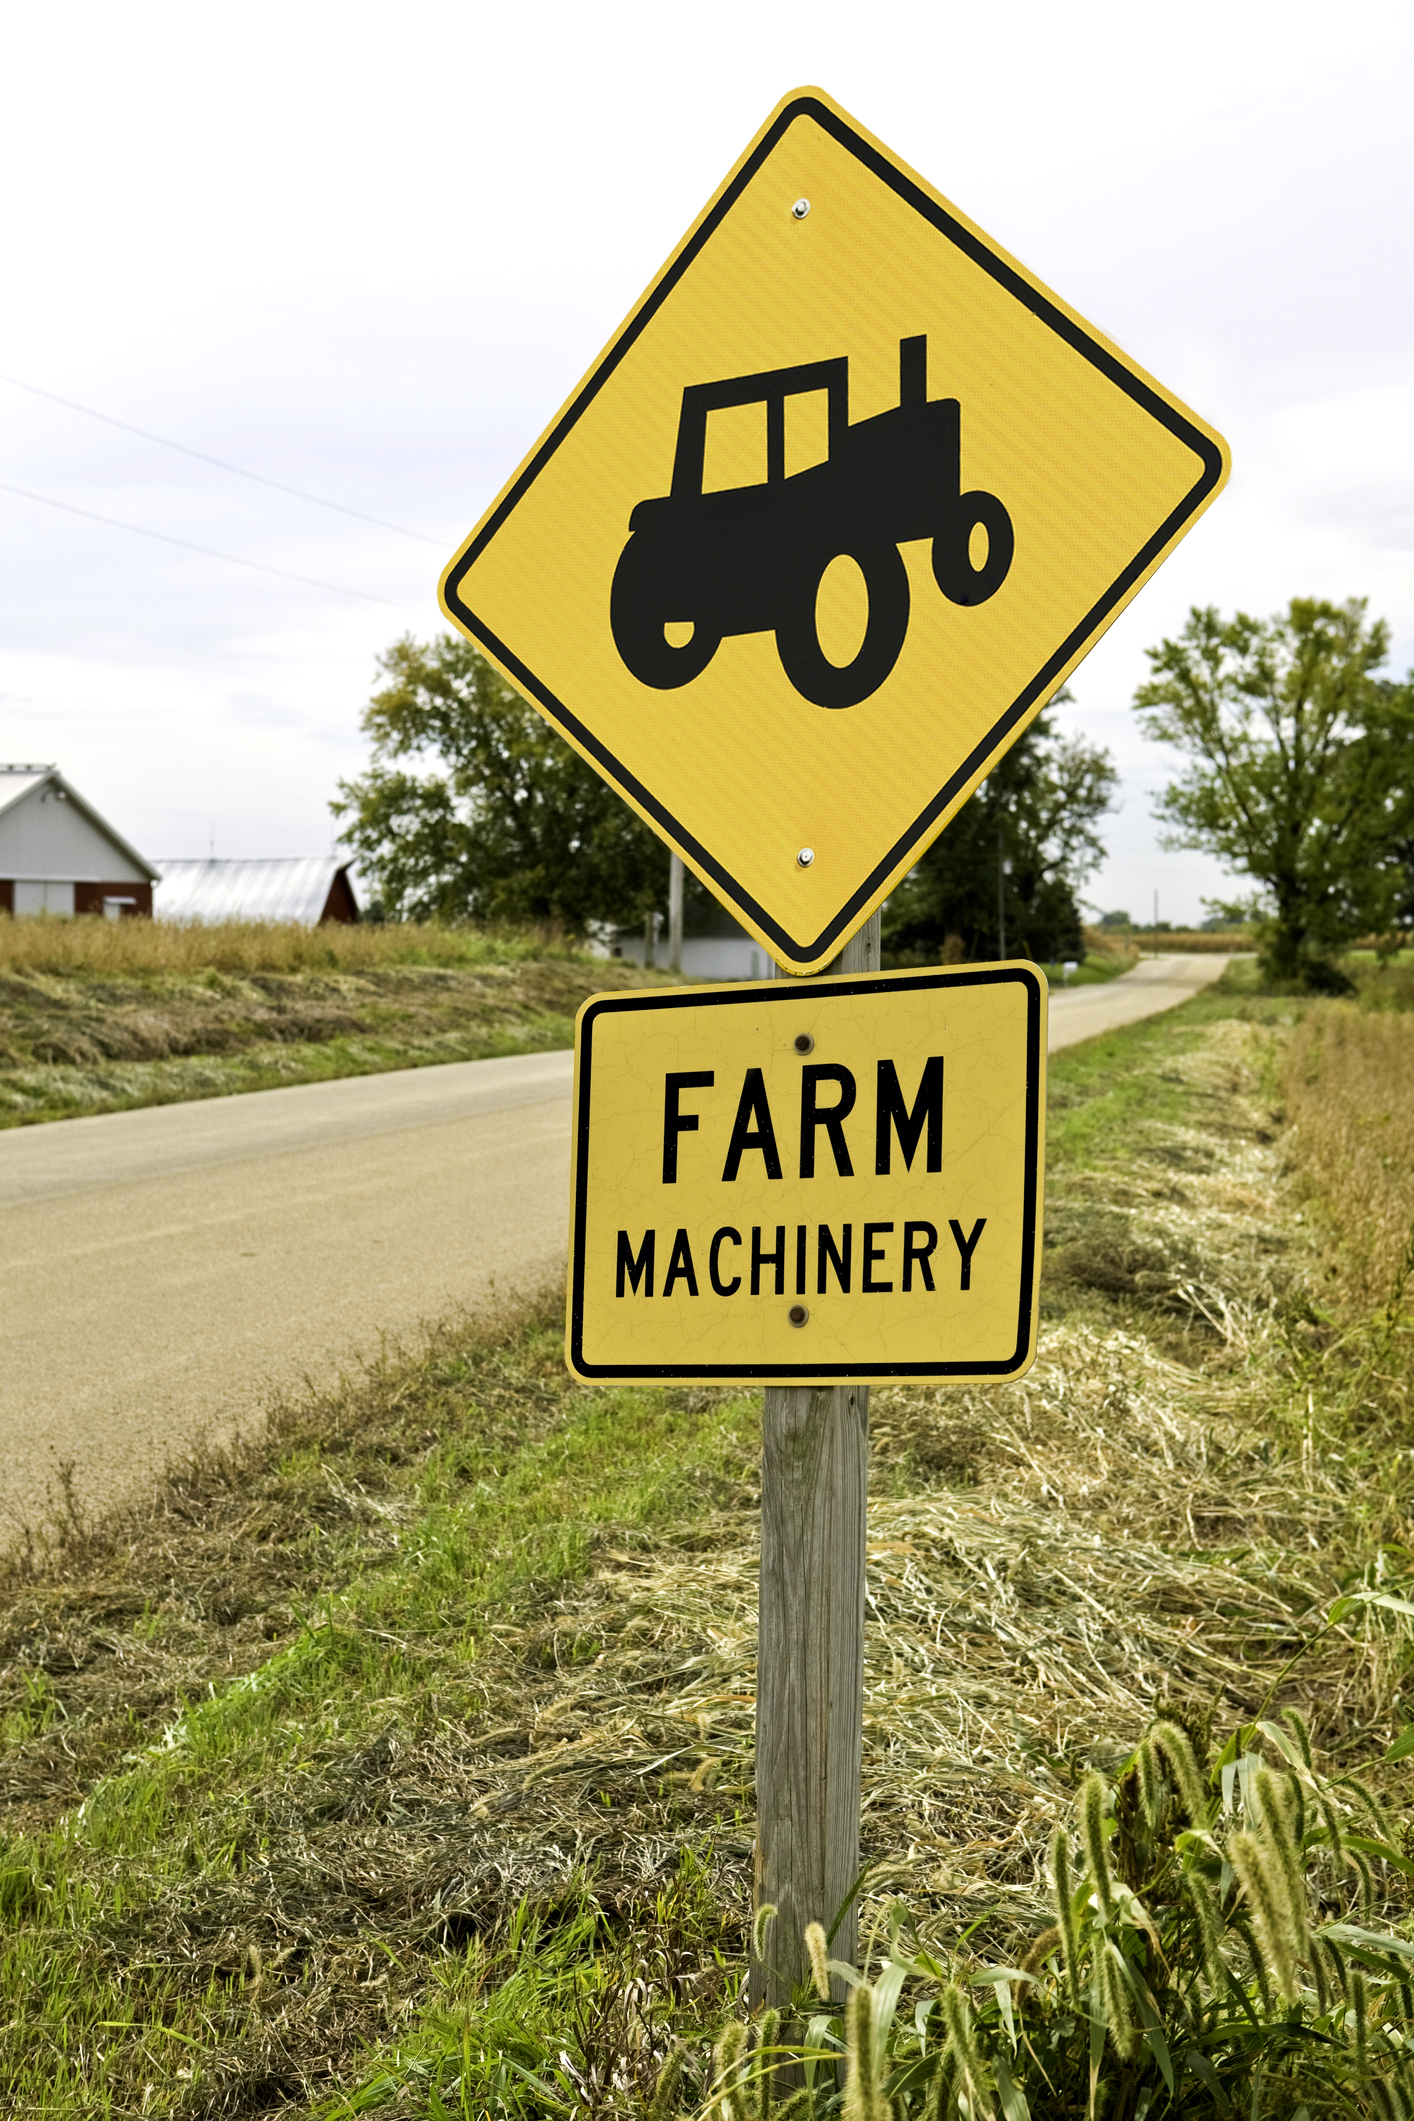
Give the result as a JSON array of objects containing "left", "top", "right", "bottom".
[{"left": 609, "top": 334, "right": 1014, "bottom": 711}]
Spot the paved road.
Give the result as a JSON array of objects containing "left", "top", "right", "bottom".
[
  {"left": 0, "top": 1053, "right": 575, "bottom": 1536},
  {"left": 0, "top": 954, "right": 1234, "bottom": 1536},
  {"left": 1048, "top": 952, "right": 1232, "bottom": 1050}
]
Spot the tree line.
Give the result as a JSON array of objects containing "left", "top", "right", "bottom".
[{"left": 334, "top": 596, "right": 1414, "bottom": 991}]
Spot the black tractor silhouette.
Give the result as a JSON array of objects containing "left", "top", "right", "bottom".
[{"left": 610, "top": 335, "right": 1013, "bottom": 710}]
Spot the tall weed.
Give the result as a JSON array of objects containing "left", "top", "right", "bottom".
[
  {"left": 0, "top": 912, "right": 593, "bottom": 978},
  {"left": 1284, "top": 1007, "right": 1414, "bottom": 1312},
  {"left": 710, "top": 1707, "right": 1414, "bottom": 2121}
]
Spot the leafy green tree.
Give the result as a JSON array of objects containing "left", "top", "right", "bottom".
[
  {"left": 1135, "top": 598, "right": 1414, "bottom": 990},
  {"left": 332, "top": 634, "right": 667, "bottom": 930},
  {"left": 882, "top": 703, "right": 1116, "bottom": 966}
]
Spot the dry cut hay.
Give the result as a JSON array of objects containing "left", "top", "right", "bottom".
[{"left": 506, "top": 1319, "right": 1394, "bottom": 1961}]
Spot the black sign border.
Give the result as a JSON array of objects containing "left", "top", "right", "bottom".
[
  {"left": 568, "top": 964, "right": 1043, "bottom": 1381},
  {"left": 443, "top": 94, "right": 1224, "bottom": 966}
]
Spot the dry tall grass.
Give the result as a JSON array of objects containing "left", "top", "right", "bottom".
[
  {"left": 0, "top": 912, "right": 587, "bottom": 977},
  {"left": 1284, "top": 1003, "right": 1414, "bottom": 1310}
]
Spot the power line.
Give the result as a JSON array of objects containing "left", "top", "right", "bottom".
[
  {"left": 0, "top": 479, "right": 406, "bottom": 606},
  {"left": 0, "top": 371, "right": 446, "bottom": 545}
]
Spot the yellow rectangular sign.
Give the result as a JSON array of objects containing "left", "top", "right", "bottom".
[{"left": 567, "top": 966, "right": 1046, "bottom": 1382}]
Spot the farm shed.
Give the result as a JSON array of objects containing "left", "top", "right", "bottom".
[
  {"left": 614, "top": 895, "right": 765, "bottom": 979},
  {"left": 154, "top": 857, "right": 359, "bottom": 925},
  {"left": 0, "top": 763, "right": 158, "bottom": 917}
]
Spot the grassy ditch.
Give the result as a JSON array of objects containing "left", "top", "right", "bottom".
[
  {"left": 4, "top": 967, "right": 1414, "bottom": 2114},
  {"left": 0, "top": 919, "right": 670, "bottom": 1127}
]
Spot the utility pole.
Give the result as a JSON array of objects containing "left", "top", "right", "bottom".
[
  {"left": 997, "top": 818, "right": 1007, "bottom": 958},
  {"left": 668, "top": 852, "right": 684, "bottom": 974}
]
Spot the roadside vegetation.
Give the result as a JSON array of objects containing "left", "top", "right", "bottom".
[
  {"left": 5, "top": 959, "right": 1414, "bottom": 2113},
  {"left": 1135, "top": 596, "right": 1414, "bottom": 990},
  {"left": 0, "top": 917, "right": 669, "bottom": 1127},
  {"left": 0, "top": 918, "right": 1139, "bottom": 1131}
]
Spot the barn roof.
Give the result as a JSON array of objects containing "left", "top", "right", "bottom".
[
  {"left": 154, "top": 857, "right": 358, "bottom": 925},
  {"left": 0, "top": 764, "right": 160, "bottom": 881}
]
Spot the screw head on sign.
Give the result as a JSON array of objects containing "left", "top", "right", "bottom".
[
  {"left": 788, "top": 1303, "right": 809, "bottom": 1327},
  {"left": 791, "top": 198, "right": 811, "bottom": 220},
  {"left": 796, "top": 847, "right": 815, "bottom": 867},
  {"left": 793, "top": 1032, "right": 815, "bottom": 1056}
]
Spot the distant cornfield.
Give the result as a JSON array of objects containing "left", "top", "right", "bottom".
[
  {"left": 1284, "top": 1003, "right": 1414, "bottom": 1311},
  {"left": 0, "top": 913, "right": 585, "bottom": 978}
]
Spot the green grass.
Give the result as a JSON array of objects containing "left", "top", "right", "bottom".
[{"left": 0, "top": 1307, "right": 761, "bottom": 2112}]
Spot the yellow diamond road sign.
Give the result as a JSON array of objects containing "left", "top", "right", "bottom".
[
  {"left": 567, "top": 965, "right": 1046, "bottom": 1384},
  {"left": 440, "top": 87, "right": 1229, "bottom": 973}
]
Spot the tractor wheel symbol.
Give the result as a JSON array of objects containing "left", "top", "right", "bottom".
[
  {"left": 776, "top": 542, "right": 910, "bottom": 712},
  {"left": 608, "top": 538, "right": 721, "bottom": 692},
  {"left": 610, "top": 334, "right": 1014, "bottom": 710}
]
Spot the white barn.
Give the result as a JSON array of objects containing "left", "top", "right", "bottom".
[
  {"left": 154, "top": 857, "right": 360, "bottom": 925},
  {"left": 0, "top": 764, "right": 158, "bottom": 918}
]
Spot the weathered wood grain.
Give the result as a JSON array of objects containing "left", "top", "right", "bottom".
[{"left": 752, "top": 911, "right": 879, "bottom": 2008}]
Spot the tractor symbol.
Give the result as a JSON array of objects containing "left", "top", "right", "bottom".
[{"left": 609, "top": 335, "right": 1014, "bottom": 710}]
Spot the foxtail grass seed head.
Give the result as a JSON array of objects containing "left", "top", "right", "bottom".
[
  {"left": 1184, "top": 1868, "right": 1226, "bottom": 1995},
  {"left": 755, "top": 2010, "right": 781, "bottom": 2121},
  {"left": 1229, "top": 1829, "right": 1300, "bottom": 2003},
  {"left": 1137, "top": 1738, "right": 1162, "bottom": 1830},
  {"left": 1338, "top": 1771, "right": 1394, "bottom": 1842},
  {"left": 1354, "top": 1970, "right": 1371, "bottom": 2080},
  {"left": 939, "top": 1985, "right": 989, "bottom": 2115},
  {"left": 1230, "top": 1911, "right": 1273, "bottom": 2013},
  {"left": 715, "top": 2020, "right": 749, "bottom": 2121},
  {"left": 650, "top": 2045, "right": 684, "bottom": 2121},
  {"left": 1253, "top": 1769, "right": 1311, "bottom": 1957},
  {"left": 1021, "top": 1924, "right": 1061, "bottom": 1979},
  {"left": 1081, "top": 1774, "right": 1115, "bottom": 1919},
  {"left": 923, "top": 2046, "right": 956, "bottom": 2121},
  {"left": 804, "top": 1921, "right": 831, "bottom": 2004},
  {"left": 1281, "top": 1705, "right": 1315, "bottom": 1772},
  {"left": 1370, "top": 2078, "right": 1404, "bottom": 2121},
  {"left": 1151, "top": 1721, "right": 1209, "bottom": 1826},
  {"left": 1052, "top": 1827, "right": 1082, "bottom": 2007},
  {"left": 1100, "top": 1941, "right": 1138, "bottom": 2061},
  {"left": 844, "top": 1984, "right": 883, "bottom": 2121}
]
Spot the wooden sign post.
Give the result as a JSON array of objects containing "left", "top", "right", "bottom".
[{"left": 752, "top": 912, "right": 878, "bottom": 2007}]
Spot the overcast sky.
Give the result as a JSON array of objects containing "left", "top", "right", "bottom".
[{"left": 2, "top": 0, "right": 1411, "bottom": 923}]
